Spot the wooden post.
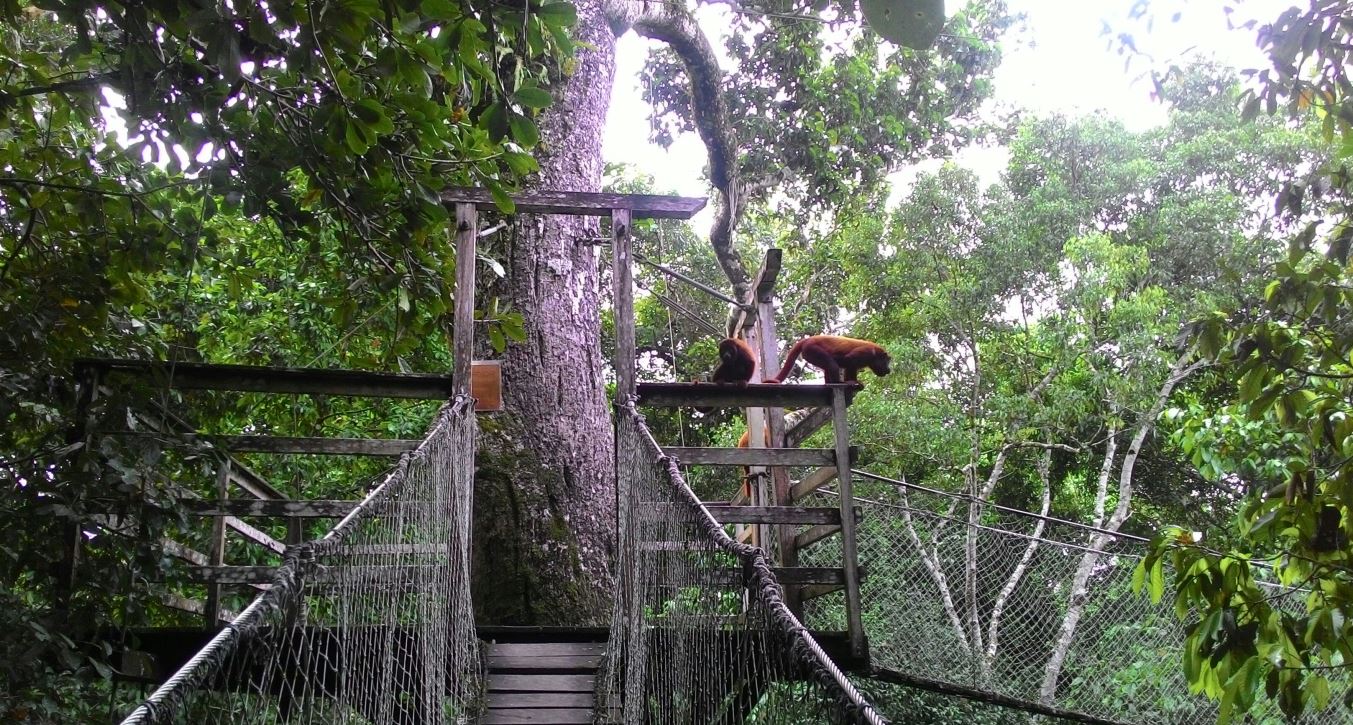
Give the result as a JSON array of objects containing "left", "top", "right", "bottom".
[
  {"left": 453, "top": 203, "right": 478, "bottom": 399},
  {"left": 56, "top": 366, "right": 100, "bottom": 617},
  {"left": 831, "top": 387, "right": 866, "bottom": 657},
  {"left": 754, "top": 294, "right": 797, "bottom": 613},
  {"left": 611, "top": 208, "right": 635, "bottom": 400},
  {"left": 204, "top": 459, "right": 230, "bottom": 628}
]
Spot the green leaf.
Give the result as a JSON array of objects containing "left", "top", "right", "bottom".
[
  {"left": 482, "top": 102, "right": 510, "bottom": 142},
  {"left": 1149, "top": 558, "right": 1165, "bottom": 603},
  {"left": 512, "top": 86, "right": 553, "bottom": 109},
  {"left": 353, "top": 99, "right": 395, "bottom": 135},
  {"left": 861, "top": 0, "right": 945, "bottom": 50},
  {"left": 502, "top": 151, "right": 539, "bottom": 176},
  {"left": 537, "top": 2, "right": 578, "bottom": 27},
  {"left": 509, "top": 113, "right": 540, "bottom": 147},
  {"left": 421, "top": 0, "right": 458, "bottom": 20}
]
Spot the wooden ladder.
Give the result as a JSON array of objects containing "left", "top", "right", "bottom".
[{"left": 480, "top": 640, "right": 602, "bottom": 724}]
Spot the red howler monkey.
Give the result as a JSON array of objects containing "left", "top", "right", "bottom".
[
  {"left": 711, "top": 337, "right": 756, "bottom": 384},
  {"left": 768, "top": 335, "right": 891, "bottom": 384}
]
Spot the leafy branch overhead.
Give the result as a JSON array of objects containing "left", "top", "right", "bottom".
[{"left": 606, "top": 0, "right": 1002, "bottom": 304}]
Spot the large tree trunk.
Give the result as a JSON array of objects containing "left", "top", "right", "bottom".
[{"left": 471, "top": 0, "right": 619, "bottom": 625}]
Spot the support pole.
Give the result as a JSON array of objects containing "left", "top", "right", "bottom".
[
  {"left": 453, "top": 203, "right": 478, "bottom": 399},
  {"left": 611, "top": 209, "right": 635, "bottom": 400},
  {"left": 832, "top": 386, "right": 866, "bottom": 658},
  {"left": 755, "top": 294, "right": 797, "bottom": 612},
  {"left": 204, "top": 459, "right": 230, "bottom": 628}
]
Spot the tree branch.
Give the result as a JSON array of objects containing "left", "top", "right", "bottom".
[{"left": 606, "top": 0, "right": 750, "bottom": 304}]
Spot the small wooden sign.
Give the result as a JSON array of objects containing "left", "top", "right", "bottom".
[{"left": 471, "top": 360, "right": 503, "bottom": 412}]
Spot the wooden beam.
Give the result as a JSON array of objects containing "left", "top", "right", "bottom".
[
  {"left": 635, "top": 382, "right": 857, "bottom": 409},
  {"left": 612, "top": 208, "right": 636, "bottom": 399},
  {"left": 702, "top": 567, "right": 852, "bottom": 587},
  {"left": 663, "top": 446, "right": 852, "bottom": 467},
  {"left": 180, "top": 564, "right": 445, "bottom": 585},
  {"left": 178, "top": 499, "right": 358, "bottom": 518},
  {"left": 790, "top": 466, "right": 839, "bottom": 503},
  {"left": 81, "top": 358, "right": 456, "bottom": 398},
  {"left": 441, "top": 187, "right": 706, "bottom": 220},
  {"left": 794, "top": 524, "right": 841, "bottom": 550},
  {"left": 219, "top": 436, "right": 421, "bottom": 456},
  {"left": 832, "top": 386, "right": 866, "bottom": 659},
  {"left": 730, "top": 249, "right": 784, "bottom": 333},
  {"left": 799, "top": 583, "right": 845, "bottom": 603},
  {"left": 785, "top": 406, "right": 833, "bottom": 448},
  {"left": 641, "top": 505, "right": 858, "bottom": 525},
  {"left": 453, "top": 204, "right": 477, "bottom": 399},
  {"left": 204, "top": 460, "right": 229, "bottom": 627}
]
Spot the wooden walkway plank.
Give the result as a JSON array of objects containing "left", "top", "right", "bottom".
[
  {"left": 486, "top": 693, "right": 594, "bottom": 709},
  {"left": 487, "top": 654, "right": 601, "bottom": 670},
  {"left": 486, "top": 642, "right": 605, "bottom": 656},
  {"left": 487, "top": 674, "right": 595, "bottom": 692},
  {"left": 480, "top": 709, "right": 593, "bottom": 724}
]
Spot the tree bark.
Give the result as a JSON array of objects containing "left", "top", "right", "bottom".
[{"left": 470, "top": 0, "right": 619, "bottom": 625}]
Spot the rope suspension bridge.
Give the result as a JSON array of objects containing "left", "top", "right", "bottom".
[{"left": 94, "top": 190, "right": 1345, "bottom": 725}]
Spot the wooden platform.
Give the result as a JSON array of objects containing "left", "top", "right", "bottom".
[
  {"left": 481, "top": 641, "right": 600, "bottom": 724},
  {"left": 635, "top": 382, "right": 859, "bottom": 409}
]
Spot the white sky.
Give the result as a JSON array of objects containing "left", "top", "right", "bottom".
[{"left": 602, "top": 0, "right": 1293, "bottom": 214}]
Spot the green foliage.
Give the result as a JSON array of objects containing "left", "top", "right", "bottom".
[
  {"left": 1134, "top": 7, "right": 1353, "bottom": 722},
  {"left": 643, "top": 0, "right": 1011, "bottom": 215},
  {"left": 0, "top": 0, "right": 574, "bottom": 716}
]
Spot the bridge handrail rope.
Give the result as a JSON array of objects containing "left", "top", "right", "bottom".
[
  {"left": 612, "top": 402, "right": 887, "bottom": 725},
  {"left": 121, "top": 395, "right": 479, "bottom": 725}
]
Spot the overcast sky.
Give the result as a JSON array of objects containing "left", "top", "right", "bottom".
[{"left": 601, "top": 0, "right": 1293, "bottom": 208}]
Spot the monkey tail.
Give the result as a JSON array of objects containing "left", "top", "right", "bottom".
[{"left": 769, "top": 338, "right": 807, "bottom": 383}]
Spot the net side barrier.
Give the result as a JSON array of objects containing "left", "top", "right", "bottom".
[
  {"left": 121, "top": 396, "right": 480, "bottom": 725},
  {"left": 600, "top": 403, "right": 886, "bottom": 725},
  {"left": 794, "top": 478, "right": 1350, "bottom": 725}
]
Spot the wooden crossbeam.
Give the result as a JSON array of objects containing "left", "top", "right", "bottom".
[
  {"left": 81, "top": 359, "right": 504, "bottom": 410},
  {"left": 790, "top": 466, "right": 839, "bottom": 502},
  {"left": 664, "top": 446, "right": 852, "bottom": 467},
  {"left": 441, "top": 187, "right": 706, "bottom": 220},
  {"left": 178, "top": 499, "right": 359, "bottom": 518},
  {"left": 640, "top": 504, "right": 860, "bottom": 525},
  {"left": 795, "top": 524, "right": 841, "bottom": 550},
  {"left": 702, "top": 567, "right": 852, "bottom": 586},
  {"left": 220, "top": 436, "right": 420, "bottom": 456},
  {"left": 635, "top": 382, "right": 858, "bottom": 409},
  {"left": 179, "top": 564, "right": 445, "bottom": 584},
  {"left": 785, "top": 406, "right": 833, "bottom": 447}
]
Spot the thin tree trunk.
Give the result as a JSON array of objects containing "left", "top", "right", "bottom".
[
  {"left": 898, "top": 486, "right": 973, "bottom": 654},
  {"left": 470, "top": 0, "right": 618, "bottom": 625},
  {"left": 1037, "top": 355, "right": 1200, "bottom": 704},
  {"left": 983, "top": 449, "right": 1052, "bottom": 670}
]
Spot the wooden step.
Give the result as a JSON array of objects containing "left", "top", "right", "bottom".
[
  {"left": 663, "top": 446, "right": 853, "bottom": 467},
  {"left": 481, "top": 641, "right": 599, "bottom": 725},
  {"left": 636, "top": 381, "right": 858, "bottom": 409},
  {"left": 481, "top": 709, "right": 592, "bottom": 724},
  {"left": 486, "top": 642, "right": 602, "bottom": 671},
  {"left": 487, "top": 674, "right": 595, "bottom": 692}
]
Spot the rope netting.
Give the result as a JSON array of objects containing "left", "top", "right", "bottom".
[
  {"left": 122, "top": 396, "right": 480, "bottom": 725},
  {"left": 794, "top": 474, "right": 1349, "bottom": 725},
  {"left": 600, "top": 404, "right": 886, "bottom": 725}
]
